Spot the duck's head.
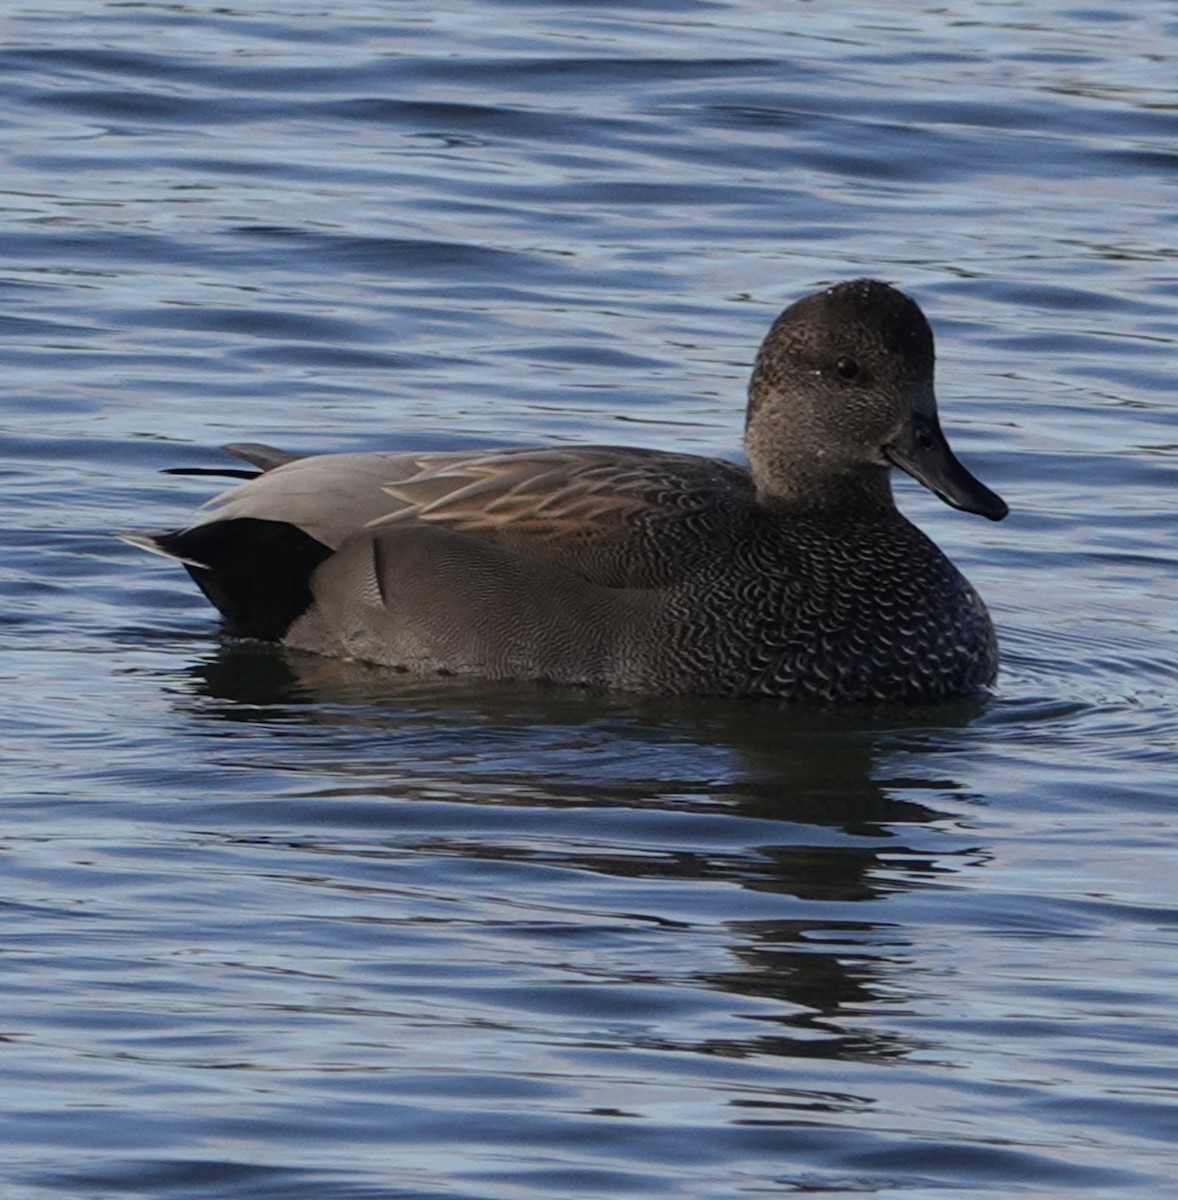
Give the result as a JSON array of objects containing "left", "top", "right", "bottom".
[{"left": 745, "top": 279, "right": 1007, "bottom": 521}]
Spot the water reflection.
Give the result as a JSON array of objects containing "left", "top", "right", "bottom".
[
  {"left": 169, "top": 638, "right": 992, "bottom": 1065},
  {"left": 700, "top": 919, "right": 922, "bottom": 1063},
  {"left": 184, "top": 638, "right": 990, "bottom": 791}
]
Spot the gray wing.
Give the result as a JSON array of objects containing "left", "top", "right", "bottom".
[{"left": 193, "top": 442, "right": 754, "bottom": 587}]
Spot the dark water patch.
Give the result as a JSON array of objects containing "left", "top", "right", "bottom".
[
  {"left": 34, "top": 1160, "right": 414, "bottom": 1200},
  {"left": 491, "top": 342, "right": 666, "bottom": 370},
  {"left": 309, "top": 96, "right": 601, "bottom": 140},
  {"left": 36, "top": 87, "right": 245, "bottom": 123},
  {"left": 393, "top": 54, "right": 776, "bottom": 90},
  {"left": 0, "top": 312, "right": 105, "bottom": 339},
  {"left": 227, "top": 226, "right": 570, "bottom": 281},
  {"left": 114, "top": 304, "right": 381, "bottom": 344},
  {"left": 0, "top": 228, "right": 212, "bottom": 268},
  {"left": 843, "top": 1141, "right": 1135, "bottom": 1191},
  {"left": 238, "top": 343, "right": 442, "bottom": 371}
]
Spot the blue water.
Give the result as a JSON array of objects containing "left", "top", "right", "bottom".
[{"left": 3, "top": 2, "right": 1178, "bottom": 1197}]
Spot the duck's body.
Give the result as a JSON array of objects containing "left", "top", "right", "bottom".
[{"left": 125, "top": 280, "right": 1008, "bottom": 701}]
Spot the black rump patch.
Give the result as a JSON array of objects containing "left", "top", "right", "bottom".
[{"left": 156, "top": 518, "right": 333, "bottom": 641}]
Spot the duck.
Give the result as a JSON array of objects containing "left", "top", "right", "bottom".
[{"left": 122, "top": 279, "right": 1008, "bottom": 701}]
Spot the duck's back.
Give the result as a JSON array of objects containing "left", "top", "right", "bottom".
[{"left": 192, "top": 443, "right": 760, "bottom": 588}]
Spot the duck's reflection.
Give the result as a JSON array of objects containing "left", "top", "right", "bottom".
[{"left": 178, "top": 638, "right": 992, "bottom": 1066}]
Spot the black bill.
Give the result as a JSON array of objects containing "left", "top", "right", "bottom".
[{"left": 885, "top": 412, "right": 1008, "bottom": 521}]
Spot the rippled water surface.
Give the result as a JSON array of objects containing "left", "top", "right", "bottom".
[{"left": 3, "top": 2, "right": 1178, "bottom": 1197}]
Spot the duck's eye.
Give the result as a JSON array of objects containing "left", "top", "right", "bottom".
[{"left": 835, "top": 356, "right": 859, "bottom": 380}]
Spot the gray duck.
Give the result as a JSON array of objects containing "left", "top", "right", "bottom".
[{"left": 123, "top": 279, "right": 1008, "bottom": 701}]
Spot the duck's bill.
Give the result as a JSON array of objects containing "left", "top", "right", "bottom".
[{"left": 885, "top": 413, "right": 1008, "bottom": 521}]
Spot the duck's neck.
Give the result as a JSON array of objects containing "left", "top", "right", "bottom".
[
  {"left": 743, "top": 374, "right": 899, "bottom": 515},
  {"left": 748, "top": 452, "right": 898, "bottom": 516}
]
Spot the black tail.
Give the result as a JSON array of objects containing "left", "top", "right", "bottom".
[
  {"left": 163, "top": 466, "right": 261, "bottom": 480},
  {"left": 153, "top": 518, "right": 333, "bottom": 642}
]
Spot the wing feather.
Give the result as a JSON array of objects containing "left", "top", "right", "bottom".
[
  {"left": 185, "top": 443, "right": 752, "bottom": 586},
  {"left": 375, "top": 447, "right": 748, "bottom": 545}
]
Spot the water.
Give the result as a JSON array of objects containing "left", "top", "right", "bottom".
[{"left": 3, "top": 1, "right": 1178, "bottom": 1196}]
